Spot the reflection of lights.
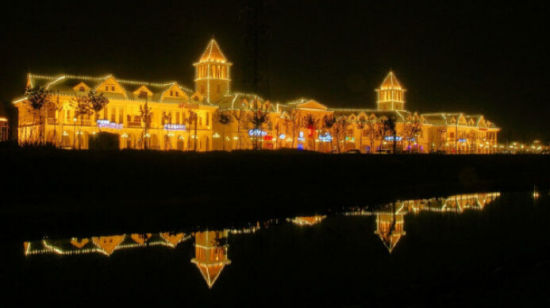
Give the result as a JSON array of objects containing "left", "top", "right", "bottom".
[
  {"left": 178, "top": 135, "right": 185, "bottom": 140},
  {"left": 213, "top": 132, "right": 220, "bottom": 138},
  {"left": 62, "top": 131, "right": 69, "bottom": 136},
  {"left": 121, "top": 133, "right": 128, "bottom": 138},
  {"left": 233, "top": 136, "right": 239, "bottom": 140}
]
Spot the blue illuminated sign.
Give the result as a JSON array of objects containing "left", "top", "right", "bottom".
[
  {"left": 164, "top": 124, "right": 186, "bottom": 131},
  {"left": 248, "top": 129, "right": 267, "bottom": 137}
]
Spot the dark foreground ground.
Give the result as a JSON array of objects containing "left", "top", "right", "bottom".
[{"left": 1, "top": 146, "right": 549, "bottom": 239}]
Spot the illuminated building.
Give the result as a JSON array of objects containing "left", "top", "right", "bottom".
[
  {"left": 13, "top": 39, "right": 499, "bottom": 153},
  {"left": 191, "top": 230, "right": 231, "bottom": 288}
]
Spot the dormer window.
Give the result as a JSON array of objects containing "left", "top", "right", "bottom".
[
  {"left": 175, "top": 92, "right": 179, "bottom": 97},
  {"left": 105, "top": 86, "right": 109, "bottom": 91},
  {"left": 111, "top": 86, "right": 115, "bottom": 91},
  {"left": 79, "top": 86, "right": 85, "bottom": 92},
  {"left": 170, "top": 91, "right": 173, "bottom": 96}
]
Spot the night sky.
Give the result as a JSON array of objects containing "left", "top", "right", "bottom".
[{"left": 1, "top": 1, "right": 548, "bottom": 141}]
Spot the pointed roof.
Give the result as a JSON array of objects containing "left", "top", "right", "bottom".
[
  {"left": 198, "top": 39, "right": 227, "bottom": 63},
  {"left": 379, "top": 71, "right": 403, "bottom": 90}
]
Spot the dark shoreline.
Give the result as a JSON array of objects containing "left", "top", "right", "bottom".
[{"left": 2, "top": 147, "right": 548, "bottom": 239}]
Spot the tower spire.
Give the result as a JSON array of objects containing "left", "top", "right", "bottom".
[
  {"left": 194, "top": 39, "right": 232, "bottom": 103},
  {"left": 375, "top": 71, "right": 406, "bottom": 111}
]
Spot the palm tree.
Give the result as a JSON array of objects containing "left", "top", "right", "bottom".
[
  {"left": 248, "top": 109, "right": 269, "bottom": 150},
  {"left": 73, "top": 95, "right": 93, "bottom": 149},
  {"left": 217, "top": 112, "right": 231, "bottom": 150},
  {"left": 139, "top": 93, "right": 152, "bottom": 150},
  {"left": 333, "top": 117, "right": 347, "bottom": 153},
  {"left": 323, "top": 115, "right": 336, "bottom": 152},
  {"left": 356, "top": 117, "right": 367, "bottom": 153},
  {"left": 88, "top": 90, "right": 109, "bottom": 131},
  {"left": 383, "top": 116, "right": 397, "bottom": 154},
  {"left": 304, "top": 114, "right": 319, "bottom": 151},
  {"left": 25, "top": 86, "right": 51, "bottom": 144}
]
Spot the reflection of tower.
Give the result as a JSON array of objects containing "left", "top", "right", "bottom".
[
  {"left": 375, "top": 71, "right": 406, "bottom": 111},
  {"left": 193, "top": 39, "right": 232, "bottom": 104},
  {"left": 191, "top": 230, "right": 231, "bottom": 288},
  {"left": 374, "top": 212, "right": 406, "bottom": 253}
]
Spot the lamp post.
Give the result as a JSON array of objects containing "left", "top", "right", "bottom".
[{"left": 72, "top": 117, "right": 77, "bottom": 149}]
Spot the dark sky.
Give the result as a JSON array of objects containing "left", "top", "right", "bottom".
[{"left": 1, "top": 0, "right": 548, "bottom": 141}]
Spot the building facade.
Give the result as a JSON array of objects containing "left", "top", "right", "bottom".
[{"left": 13, "top": 39, "right": 499, "bottom": 153}]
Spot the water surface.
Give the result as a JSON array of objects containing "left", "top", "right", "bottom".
[{"left": 11, "top": 191, "right": 550, "bottom": 306}]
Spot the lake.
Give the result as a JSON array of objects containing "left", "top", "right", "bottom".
[{"left": 8, "top": 190, "right": 550, "bottom": 306}]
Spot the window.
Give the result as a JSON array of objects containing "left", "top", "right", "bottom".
[
  {"left": 79, "top": 86, "right": 85, "bottom": 92},
  {"left": 175, "top": 92, "right": 179, "bottom": 97},
  {"left": 105, "top": 86, "right": 109, "bottom": 91},
  {"left": 111, "top": 86, "right": 115, "bottom": 91},
  {"left": 170, "top": 91, "right": 173, "bottom": 96}
]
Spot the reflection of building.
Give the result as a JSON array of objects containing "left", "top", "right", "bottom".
[
  {"left": 288, "top": 215, "right": 326, "bottom": 226},
  {"left": 345, "top": 192, "right": 501, "bottom": 253},
  {"left": 24, "top": 232, "right": 189, "bottom": 256},
  {"left": 13, "top": 39, "right": 499, "bottom": 153},
  {"left": 191, "top": 230, "right": 231, "bottom": 289}
]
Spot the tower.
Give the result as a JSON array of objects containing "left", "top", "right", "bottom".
[
  {"left": 375, "top": 71, "right": 406, "bottom": 111},
  {"left": 193, "top": 39, "right": 232, "bottom": 103}
]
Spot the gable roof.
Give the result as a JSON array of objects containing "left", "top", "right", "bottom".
[{"left": 20, "top": 73, "right": 197, "bottom": 104}]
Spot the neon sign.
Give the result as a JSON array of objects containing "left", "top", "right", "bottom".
[
  {"left": 318, "top": 132, "right": 333, "bottom": 142},
  {"left": 97, "top": 120, "right": 123, "bottom": 129},
  {"left": 164, "top": 124, "right": 186, "bottom": 131},
  {"left": 384, "top": 136, "right": 402, "bottom": 141},
  {"left": 458, "top": 138, "right": 467, "bottom": 142},
  {"left": 248, "top": 129, "right": 267, "bottom": 137},
  {"left": 279, "top": 134, "right": 286, "bottom": 140}
]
